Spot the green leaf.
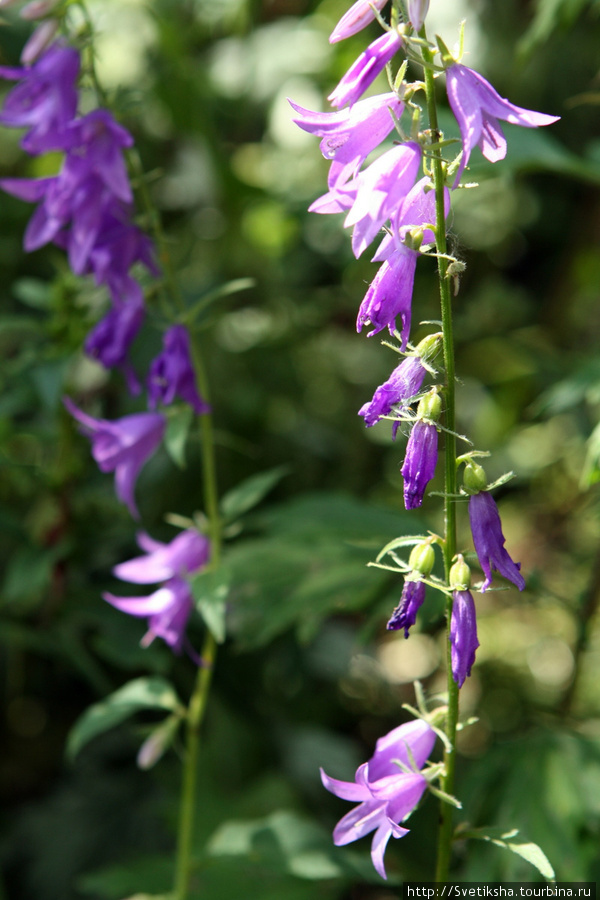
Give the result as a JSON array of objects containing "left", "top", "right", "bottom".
[
  {"left": 580, "top": 420, "right": 600, "bottom": 488},
  {"left": 191, "top": 568, "right": 229, "bottom": 643},
  {"left": 463, "top": 826, "right": 555, "bottom": 880},
  {"left": 13, "top": 278, "right": 52, "bottom": 310},
  {"left": 220, "top": 465, "right": 289, "bottom": 521},
  {"left": 518, "top": 0, "right": 592, "bottom": 56},
  {"left": 66, "top": 676, "right": 183, "bottom": 760},
  {"left": 164, "top": 404, "right": 194, "bottom": 469}
]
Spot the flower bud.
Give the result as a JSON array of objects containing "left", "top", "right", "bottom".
[
  {"left": 414, "top": 332, "right": 442, "bottom": 365},
  {"left": 449, "top": 555, "right": 471, "bottom": 591},
  {"left": 408, "top": 540, "right": 435, "bottom": 578},
  {"left": 407, "top": 0, "right": 429, "bottom": 32},
  {"left": 463, "top": 461, "right": 488, "bottom": 494},
  {"left": 20, "top": 0, "right": 59, "bottom": 20},
  {"left": 404, "top": 227, "right": 424, "bottom": 252},
  {"left": 20, "top": 18, "right": 58, "bottom": 63},
  {"left": 416, "top": 388, "right": 441, "bottom": 422}
]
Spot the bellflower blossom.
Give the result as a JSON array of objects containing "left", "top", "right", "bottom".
[
  {"left": 148, "top": 325, "right": 210, "bottom": 414},
  {"left": 63, "top": 397, "right": 166, "bottom": 519},
  {"left": 103, "top": 529, "right": 210, "bottom": 656},
  {"left": 328, "top": 29, "right": 403, "bottom": 109},
  {"left": 84, "top": 290, "right": 145, "bottom": 395},
  {"left": 321, "top": 719, "right": 435, "bottom": 879},
  {"left": 450, "top": 589, "right": 479, "bottom": 687},
  {"left": 401, "top": 419, "right": 438, "bottom": 510},
  {"left": 289, "top": 92, "right": 404, "bottom": 188},
  {"left": 386, "top": 579, "right": 426, "bottom": 635},
  {"left": 359, "top": 354, "right": 426, "bottom": 429},
  {"left": 329, "top": 0, "right": 389, "bottom": 43},
  {"left": 445, "top": 63, "right": 559, "bottom": 186},
  {"left": 468, "top": 490, "right": 525, "bottom": 592}
]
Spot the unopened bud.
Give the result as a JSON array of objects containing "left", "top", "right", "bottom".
[
  {"left": 449, "top": 555, "right": 471, "bottom": 590},
  {"left": 417, "top": 388, "right": 441, "bottom": 422},
  {"left": 463, "top": 461, "right": 487, "bottom": 494},
  {"left": 415, "top": 332, "right": 442, "bottom": 364},
  {"left": 20, "top": 18, "right": 58, "bottom": 63},
  {"left": 404, "top": 227, "right": 424, "bottom": 252},
  {"left": 20, "top": 0, "right": 59, "bottom": 20},
  {"left": 408, "top": 540, "right": 435, "bottom": 578},
  {"left": 407, "top": 0, "right": 429, "bottom": 32}
]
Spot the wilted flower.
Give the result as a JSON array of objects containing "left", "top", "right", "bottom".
[
  {"left": 328, "top": 30, "right": 403, "bottom": 109},
  {"left": 359, "top": 354, "right": 426, "bottom": 429},
  {"left": 321, "top": 719, "right": 435, "bottom": 879},
  {"left": 148, "top": 325, "right": 210, "bottom": 414},
  {"left": 445, "top": 63, "right": 559, "bottom": 186},
  {"left": 386, "top": 580, "right": 426, "bottom": 635},
  {"left": 329, "top": 0, "right": 389, "bottom": 43},
  {"left": 63, "top": 397, "right": 165, "bottom": 518},
  {"left": 450, "top": 589, "right": 479, "bottom": 687},
  {"left": 401, "top": 418, "right": 438, "bottom": 510},
  {"left": 468, "top": 490, "right": 525, "bottom": 592}
]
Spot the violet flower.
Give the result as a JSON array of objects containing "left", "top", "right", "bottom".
[
  {"left": 450, "top": 589, "right": 479, "bottom": 687},
  {"left": 321, "top": 719, "right": 435, "bottom": 879},
  {"left": 104, "top": 576, "right": 194, "bottom": 655},
  {"left": 468, "top": 490, "right": 525, "bottom": 592},
  {"left": 63, "top": 397, "right": 165, "bottom": 518},
  {"left": 445, "top": 63, "right": 559, "bottom": 186},
  {"left": 328, "top": 29, "right": 403, "bottom": 109},
  {"left": 407, "top": 0, "right": 429, "bottom": 32},
  {"left": 359, "top": 354, "right": 426, "bottom": 429},
  {"left": 329, "top": 0, "right": 389, "bottom": 43},
  {"left": 112, "top": 529, "right": 211, "bottom": 584},
  {"left": 386, "top": 579, "right": 426, "bottom": 636},
  {"left": 84, "top": 291, "right": 145, "bottom": 384},
  {"left": 401, "top": 419, "right": 438, "bottom": 510},
  {"left": 356, "top": 246, "right": 417, "bottom": 342},
  {"left": 148, "top": 325, "right": 210, "bottom": 414}
]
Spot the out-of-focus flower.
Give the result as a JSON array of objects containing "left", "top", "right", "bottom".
[
  {"left": 445, "top": 63, "right": 559, "bottom": 186},
  {"left": 321, "top": 719, "right": 435, "bottom": 879},
  {"left": 329, "top": 0, "right": 389, "bottom": 43},
  {"left": 63, "top": 397, "right": 165, "bottom": 518},
  {"left": 289, "top": 92, "right": 403, "bottom": 188},
  {"left": 20, "top": 18, "right": 59, "bottom": 64},
  {"left": 104, "top": 576, "right": 194, "bottom": 654},
  {"left": 407, "top": 0, "right": 429, "bottom": 32},
  {"left": 148, "top": 325, "right": 210, "bottom": 414},
  {"left": 450, "top": 589, "right": 479, "bottom": 687},
  {"left": 84, "top": 291, "right": 145, "bottom": 393},
  {"left": 113, "top": 529, "right": 211, "bottom": 584},
  {"left": 328, "top": 30, "right": 403, "bottom": 109},
  {"left": 468, "top": 490, "right": 525, "bottom": 592}
]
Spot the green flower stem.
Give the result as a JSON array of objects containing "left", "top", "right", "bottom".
[{"left": 421, "top": 40, "right": 460, "bottom": 884}]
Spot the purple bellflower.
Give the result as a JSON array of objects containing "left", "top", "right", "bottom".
[
  {"left": 63, "top": 397, "right": 166, "bottom": 519},
  {"left": 401, "top": 419, "right": 438, "bottom": 510},
  {"left": 320, "top": 719, "right": 435, "bottom": 879},
  {"left": 289, "top": 92, "right": 404, "bottom": 189},
  {"left": 84, "top": 291, "right": 145, "bottom": 395},
  {"left": 359, "top": 354, "right": 426, "bottom": 429},
  {"left": 0, "top": 42, "right": 79, "bottom": 153},
  {"left": 468, "top": 490, "right": 525, "bottom": 592},
  {"left": 407, "top": 0, "right": 429, "bottom": 32},
  {"left": 450, "top": 589, "right": 479, "bottom": 687},
  {"left": 148, "top": 325, "right": 210, "bottom": 414},
  {"left": 112, "top": 529, "right": 211, "bottom": 584},
  {"left": 386, "top": 579, "right": 426, "bottom": 636},
  {"left": 105, "top": 577, "right": 194, "bottom": 655},
  {"left": 445, "top": 63, "right": 559, "bottom": 186},
  {"left": 329, "top": 0, "right": 389, "bottom": 43},
  {"left": 328, "top": 29, "right": 403, "bottom": 109}
]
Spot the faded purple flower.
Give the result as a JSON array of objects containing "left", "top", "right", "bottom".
[
  {"left": 328, "top": 29, "right": 403, "bottom": 109},
  {"left": 445, "top": 63, "right": 559, "bottom": 186},
  {"left": 386, "top": 579, "right": 426, "bottom": 636},
  {"left": 320, "top": 719, "right": 435, "bottom": 879},
  {"left": 148, "top": 325, "right": 210, "bottom": 414},
  {"left": 63, "top": 397, "right": 165, "bottom": 518},
  {"left": 359, "top": 354, "right": 426, "bottom": 429},
  {"left": 20, "top": 18, "right": 59, "bottom": 63},
  {"left": 401, "top": 419, "right": 438, "bottom": 510},
  {"left": 329, "top": 0, "right": 389, "bottom": 43},
  {"left": 104, "top": 576, "right": 194, "bottom": 655},
  {"left": 113, "top": 529, "right": 211, "bottom": 584},
  {"left": 84, "top": 290, "right": 145, "bottom": 393},
  {"left": 0, "top": 42, "right": 79, "bottom": 153},
  {"left": 289, "top": 92, "right": 404, "bottom": 189},
  {"left": 450, "top": 589, "right": 479, "bottom": 687},
  {"left": 407, "top": 0, "right": 429, "bottom": 32},
  {"left": 468, "top": 490, "right": 525, "bottom": 592}
]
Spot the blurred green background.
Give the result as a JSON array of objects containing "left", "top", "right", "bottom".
[{"left": 0, "top": 0, "right": 600, "bottom": 896}]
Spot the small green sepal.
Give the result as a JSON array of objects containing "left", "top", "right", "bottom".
[
  {"left": 463, "top": 461, "right": 488, "bottom": 494},
  {"left": 449, "top": 554, "right": 471, "bottom": 591},
  {"left": 408, "top": 540, "right": 436, "bottom": 578},
  {"left": 417, "top": 388, "right": 442, "bottom": 422}
]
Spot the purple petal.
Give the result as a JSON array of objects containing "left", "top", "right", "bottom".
[
  {"left": 369, "top": 720, "right": 436, "bottom": 780},
  {"left": 332, "top": 799, "right": 386, "bottom": 846},
  {"left": 329, "top": 0, "right": 389, "bottom": 43},
  {"left": 450, "top": 589, "right": 480, "bottom": 687},
  {"left": 113, "top": 529, "right": 210, "bottom": 584},
  {"left": 320, "top": 767, "right": 371, "bottom": 802},
  {"left": 468, "top": 491, "right": 525, "bottom": 592},
  {"left": 328, "top": 30, "right": 402, "bottom": 109},
  {"left": 401, "top": 419, "right": 438, "bottom": 509}
]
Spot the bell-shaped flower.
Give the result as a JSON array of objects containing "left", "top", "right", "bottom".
[
  {"left": 321, "top": 719, "right": 435, "bottom": 879},
  {"left": 386, "top": 579, "right": 426, "bottom": 636},
  {"left": 148, "top": 325, "right": 210, "bottom": 414},
  {"left": 357, "top": 245, "right": 417, "bottom": 343},
  {"left": 84, "top": 289, "right": 145, "bottom": 387},
  {"left": 445, "top": 63, "right": 559, "bottom": 186},
  {"left": 289, "top": 92, "right": 403, "bottom": 188},
  {"left": 329, "top": 0, "right": 389, "bottom": 43},
  {"left": 468, "top": 490, "right": 525, "bottom": 592},
  {"left": 328, "top": 29, "right": 403, "bottom": 109},
  {"left": 450, "top": 589, "right": 479, "bottom": 687},
  {"left": 359, "top": 354, "right": 426, "bottom": 429},
  {"left": 401, "top": 417, "right": 438, "bottom": 510},
  {"left": 113, "top": 529, "right": 211, "bottom": 584},
  {"left": 0, "top": 42, "right": 79, "bottom": 153},
  {"left": 63, "top": 397, "right": 165, "bottom": 518},
  {"left": 104, "top": 576, "right": 194, "bottom": 655}
]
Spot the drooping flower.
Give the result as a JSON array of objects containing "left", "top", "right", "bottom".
[
  {"left": 63, "top": 397, "right": 165, "bottom": 518},
  {"left": 401, "top": 419, "right": 438, "bottom": 510},
  {"left": 84, "top": 290, "right": 145, "bottom": 394},
  {"left": 289, "top": 92, "right": 404, "bottom": 189},
  {"left": 357, "top": 246, "right": 417, "bottom": 342},
  {"left": 359, "top": 354, "right": 427, "bottom": 429},
  {"left": 148, "top": 325, "right": 210, "bottom": 414},
  {"left": 329, "top": 0, "right": 389, "bottom": 43},
  {"left": 445, "top": 63, "right": 559, "bottom": 186},
  {"left": 468, "top": 490, "right": 525, "bottom": 592},
  {"left": 320, "top": 719, "right": 435, "bottom": 879},
  {"left": 386, "top": 580, "right": 426, "bottom": 636},
  {"left": 328, "top": 29, "right": 403, "bottom": 109},
  {"left": 450, "top": 589, "right": 479, "bottom": 687},
  {"left": 103, "top": 529, "right": 210, "bottom": 656}
]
